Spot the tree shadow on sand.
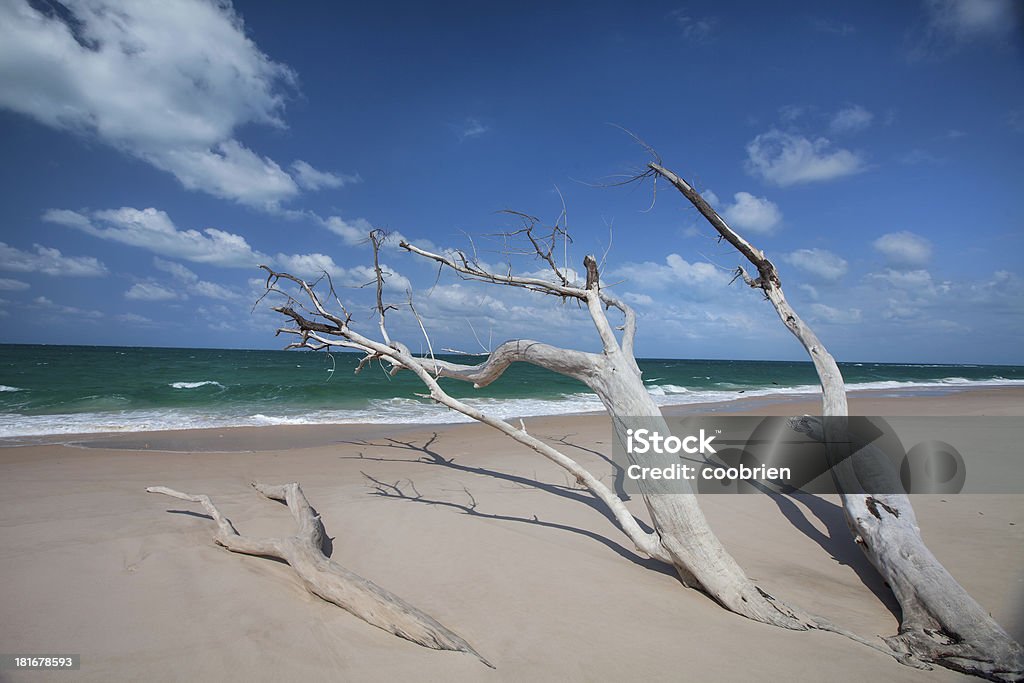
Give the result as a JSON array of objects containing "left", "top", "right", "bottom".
[
  {"left": 341, "top": 431, "right": 904, "bottom": 616},
  {"left": 339, "top": 432, "right": 673, "bottom": 576},
  {"left": 755, "top": 483, "right": 902, "bottom": 619}
]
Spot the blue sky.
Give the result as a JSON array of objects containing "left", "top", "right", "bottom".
[{"left": 0, "top": 0, "right": 1021, "bottom": 363}]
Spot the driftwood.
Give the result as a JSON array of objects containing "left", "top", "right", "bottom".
[
  {"left": 648, "top": 161, "right": 1023, "bottom": 681},
  {"left": 146, "top": 482, "right": 491, "bottom": 667},
  {"left": 247, "top": 164, "right": 1022, "bottom": 679},
  {"left": 260, "top": 226, "right": 935, "bottom": 672},
  {"left": 262, "top": 229, "right": 813, "bottom": 630}
]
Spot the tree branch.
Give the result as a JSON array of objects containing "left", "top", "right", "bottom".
[{"left": 648, "top": 160, "right": 1024, "bottom": 681}]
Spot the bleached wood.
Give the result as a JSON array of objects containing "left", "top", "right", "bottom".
[
  {"left": 261, "top": 249, "right": 809, "bottom": 629},
  {"left": 147, "top": 483, "right": 491, "bottom": 667},
  {"left": 260, "top": 208, "right": 937, "bottom": 669},
  {"left": 650, "top": 161, "right": 1023, "bottom": 681}
]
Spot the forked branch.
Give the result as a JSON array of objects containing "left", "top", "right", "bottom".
[{"left": 259, "top": 256, "right": 667, "bottom": 565}]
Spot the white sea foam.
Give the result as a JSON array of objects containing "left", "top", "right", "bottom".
[
  {"left": 646, "top": 384, "right": 690, "bottom": 396},
  {"left": 878, "top": 364, "right": 980, "bottom": 368},
  {"left": 1, "top": 376, "right": 1022, "bottom": 438},
  {"left": 0, "top": 385, "right": 23, "bottom": 392},
  {"left": 169, "top": 381, "right": 224, "bottom": 390}
]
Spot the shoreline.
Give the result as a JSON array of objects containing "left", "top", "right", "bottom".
[{"left": 3, "top": 384, "right": 1022, "bottom": 452}]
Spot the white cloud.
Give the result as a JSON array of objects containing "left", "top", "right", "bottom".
[
  {"left": 522, "top": 265, "right": 583, "bottom": 288},
  {"left": 848, "top": 268, "right": 1024, "bottom": 338},
  {"left": 44, "top": 206, "right": 389, "bottom": 295},
  {"left": 860, "top": 268, "right": 952, "bottom": 322},
  {"left": 33, "top": 295, "right": 103, "bottom": 319},
  {"left": 872, "top": 231, "right": 932, "bottom": 266},
  {"left": 189, "top": 280, "right": 235, "bottom": 300},
  {"left": 418, "top": 283, "right": 509, "bottom": 317},
  {"left": 152, "top": 257, "right": 240, "bottom": 300},
  {"left": 153, "top": 258, "right": 200, "bottom": 283},
  {"left": 702, "top": 309, "right": 758, "bottom": 332},
  {"left": 746, "top": 130, "right": 866, "bottom": 186},
  {"left": 784, "top": 248, "right": 849, "bottom": 281},
  {"left": 809, "top": 303, "right": 862, "bottom": 324},
  {"left": 0, "top": 278, "right": 30, "bottom": 291},
  {"left": 345, "top": 264, "right": 411, "bottom": 292},
  {"left": 153, "top": 141, "right": 297, "bottom": 209},
  {"left": 44, "top": 207, "right": 266, "bottom": 267},
  {"left": 125, "top": 282, "right": 182, "bottom": 301},
  {"left": 457, "top": 118, "right": 489, "bottom": 140},
  {"left": 290, "top": 161, "right": 360, "bottom": 191},
  {"left": 324, "top": 216, "right": 375, "bottom": 245},
  {"left": 615, "top": 253, "right": 730, "bottom": 290},
  {"left": 797, "top": 283, "right": 819, "bottom": 300},
  {"left": 0, "top": 242, "right": 107, "bottom": 277},
  {"left": 701, "top": 189, "right": 720, "bottom": 206},
  {"left": 0, "top": 0, "right": 309, "bottom": 209},
  {"left": 267, "top": 253, "right": 410, "bottom": 291},
  {"left": 274, "top": 252, "right": 340, "bottom": 277},
  {"left": 624, "top": 292, "right": 654, "bottom": 306},
  {"left": 722, "top": 192, "right": 782, "bottom": 233},
  {"left": 778, "top": 104, "right": 806, "bottom": 122},
  {"left": 917, "top": 0, "right": 1020, "bottom": 50},
  {"left": 664, "top": 254, "right": 727, "bottom": 286},
  {"left": 829, "top": 105, "right": 874, "bottom": 133},
  {"left": 319, "top": 216, "right": 432, "bottom": 255},
  {"left": 868, "top": 268, "right": 940, "bottom": 291},
  {"left": 115, "top": 312, "right": 157, "bottom": 326},
  {"left": 409, "top": 281, "right": 592, "bottom": 348}
]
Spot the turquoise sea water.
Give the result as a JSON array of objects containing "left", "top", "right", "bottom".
[{"left": 1, "top": 344, "right": 1022, "bottom": 437}]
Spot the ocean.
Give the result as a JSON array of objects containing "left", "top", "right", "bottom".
[{"left": 0, "top": 344, "right": 1022, "bottom": 438}]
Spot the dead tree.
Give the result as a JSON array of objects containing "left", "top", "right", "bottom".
[
  {"left": 647, "top": 161, "right": 1023, "bottom": 681},
  {"left": 260, "top": 228, "right": 814, "bottom": 626},
  {"left": 253, "top": 226, "right": 942, "bottom": 674}
]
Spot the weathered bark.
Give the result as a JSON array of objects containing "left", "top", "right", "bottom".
[
  {"left": 147, "top": 482, "right": 491, "bottom": 667},
  {"left": 259, "top": 217, "right": 945, "bottom": 669},
  {"left": 264, "top": 238, "right": 808, "bottom": 628},
  {"left": 650, "top": 161, "right": 1023, "bottom": 681}
]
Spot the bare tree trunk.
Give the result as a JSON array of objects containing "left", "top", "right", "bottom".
[
  {"left": 263, "top": 233, "right": 806, "bottom": 629},
  {"left": 257, "top": 217, "right": 940, "bottom": 671},
  {"left": 147, "top": 482, "right": 491, "bottom": 667},
  {"left": 650, "top": 161, "right": 1023, "bottom": 681},
  {"left": 589, "top": 349, "right": 804, "bottom": 627},
  {"left": 395, "top": 243, "right": 805, "bottom": 628}
]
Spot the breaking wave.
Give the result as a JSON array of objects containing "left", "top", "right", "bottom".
[
  {"left": 2, "top": 375, "right": 1022, "bottom": 439},
  {"left": 169, "top": 381, "right": 224, "bottom": 390}
]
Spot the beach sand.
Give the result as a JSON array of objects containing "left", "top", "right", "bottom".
[{"left": 1, "top": 388, "right": 1021, "bottom": 681}]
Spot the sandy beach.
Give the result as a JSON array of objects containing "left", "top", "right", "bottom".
[{"left": 1, "top": 387, "right": 1021, "bottom": 682}]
